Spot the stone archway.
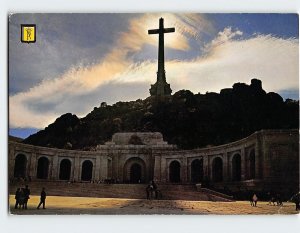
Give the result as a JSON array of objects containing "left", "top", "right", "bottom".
[
  {"left": 14, "top": 154, "right": 27, "bottom": 178},
  {"left": 36, "top": 157, "right": 49, "bottom": 179},
  {"left": 169, "top": 160, "right": 181, "bottom": 183},
  {"left": 232, "top": 154, "right": 241, "bottom": 181},
  {"left": 123, "top": 157, "right": 146, "bottom": 183},
  {"left": 191, "top": 159, "right": 203, "bottom": 183},
  {"left": 212, "top": 157, "right": 223, "bottom": 182},
  {"left": 81, "top": 160, "right": 93, "bottom": 181},
  {"left": 59, "top": 159, "right": 71, "bottom": 180}
]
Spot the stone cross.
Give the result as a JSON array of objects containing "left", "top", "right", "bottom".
[{"left": 148, "top": 18, "right": 175, "bottom": 96}]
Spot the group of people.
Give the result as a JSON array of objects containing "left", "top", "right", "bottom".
[
  {"left": 146, "top": 180, "right": 161, "bottom": 200},
  {"left": 14, "top": 185, "right": 30, "bottom": 209},
  {"left": 249, "top": 191, "right": 300, "bottom": 211},
  {"left": 14, "top": 185, "right": 47, "bottom": 210},
  {"left": 267, "top": 192, "right": 283, "bottom": 206}
]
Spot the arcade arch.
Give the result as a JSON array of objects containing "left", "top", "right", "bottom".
[
  {"left": 232, "top": 153, "right": 241, "bottom": 181},
  {"left": 212, "top": 157, "right": 223, "bottom": 182},
  {"left": 169, "top": 160, "right": 181, "bottom": 183},
  {"left": 36, "top": 157, "right": 49, "bottom": 179},
  {"left": 59, "top": 159, "right": 72, "bottom": 180},
  {"left": 14, "top": 154, "right": 27, "bottom": 178},
  {"left": 81, "top": 160, "right": 93, "bottom": 181},
  {"left": 123, "top": 157, "right": 146, "bottom": 183},
  {"left": 191, "top": 159, "right": 203, "bottom": 183}
]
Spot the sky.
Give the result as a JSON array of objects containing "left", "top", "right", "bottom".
[{"left": 8, "top": 13, "right": 299, "bottom": 138}]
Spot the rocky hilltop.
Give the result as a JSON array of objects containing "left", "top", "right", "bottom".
[{"left": 23, "top": 79, "right": 298, "bottom": 150}]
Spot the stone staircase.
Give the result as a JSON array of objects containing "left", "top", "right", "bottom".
[{"left": 9, "top": 181, "right": 233, "bottom": 202}]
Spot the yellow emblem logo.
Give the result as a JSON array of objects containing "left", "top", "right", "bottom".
[{"left": 21, "top": 24, "right": 36, "bottom": 43}]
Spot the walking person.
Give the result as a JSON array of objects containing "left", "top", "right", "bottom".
[
  {"left": 146, "top": 182, "right": 153, "bottom": 200},
  {"left": 249, "top": 193, "right": 254, "bottom": 206},
  {"left": 252, "top": 193, "right": 258, "bottom": 207},
  {"left": 37, "top": 187, "right": 47, "bottom": 209},
  {"left": 14, "top": 188, "right": 21, "bottom": 209},
  {"left": 24, "top": 185, "right": 31, "bottom": 209},
  {"left": 19, "top": 188, "right": 26, "bottom": 209}
]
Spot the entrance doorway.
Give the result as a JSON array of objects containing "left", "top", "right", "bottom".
[
  {"left": 123, "top": 157, "right": 146, "bottom": 183},
  {"left": 169, "top": 160, "right": 181, "bottom": 183},
  {"left": 130, "top": 163, "right": 142, "bottom": 183}
]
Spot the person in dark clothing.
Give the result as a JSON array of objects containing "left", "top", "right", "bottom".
[
  {"left": 19, "top": 188, "right": 26, "bottom": 209},
  {"left": 146, "top": 182, "right": 153, "bottom": 200},
  {"left": 290, "top": 192, "right": 300, "bottom": 211},
  {"left": 37, "top": 187, "right": 47, "bottom": 209},
  {"left": 151, "top": 180, "right": 158, "bottom": 199},
  {"left": 276, "top": 193, "right": 283, "bottom": 206},
  {"left": 24, "top": 185, "right": 30, "bottom": 209},
  {"left": 296, "top": 194, "right": 300, "bottom": 211},
  {"left": 14, "top": 188, "right": 21, "bottom": 209},
  {"left": 249, "top": 193, "right": 254, "bottom": 206},
  {"left": 252, "top": 193, "right": 258, "bottom": 207}
]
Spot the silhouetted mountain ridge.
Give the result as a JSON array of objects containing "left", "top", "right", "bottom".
[{"left": 23, "top": 79, "right": 299, "bottom": 150}]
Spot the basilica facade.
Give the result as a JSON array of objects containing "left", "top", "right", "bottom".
[{"left": 8, "top": 129, "right": 299, "bottom": 194}]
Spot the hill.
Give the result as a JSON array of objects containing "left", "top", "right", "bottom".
[{"left": 23, "top": 79, "right": 298, "bottom": 150}]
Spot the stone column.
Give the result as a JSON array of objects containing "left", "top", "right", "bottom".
[
  {"left": 153, "top": 155, "right": 161, "bottom": 182},
  {"left": 51, "top": 155, "right": 59, "bottom": 180},
  {"left": 241, "top": 147, "right": 246, "bottom": 180},
  {"left": 181, "top": 156, "right": 188, "bottom": 183},
  {"left": 223, "top": 152, "right": 229, "bottom": 182},
  {"left": 8, "top": 145, "right": 15, "bottom": 180},
  {"left": 73, "top": 155, "right": 80, "bottom": 181},
  {"left": 48, "top": 156, "right": 53, "bottom": 180},
  {"left": 29, "top": 152, "right": 37, "bottom": 180},
  {"left": 203, "top": 155, "right": 209, "bottom": 180},
  {"left": 99, "top": 156, "right": 108, "bottom": 181},
  {"left": 70, "top": 158, "right": 75, "bottom": 182},
  {"left": 94, "top": 155, "right": 101, "bottom": 181},
  {"left": 255, "top": 144, "right": 261, "bottom": 179},
  {"left": 160, "top": 157, "right": 167, "bottom": 183}
]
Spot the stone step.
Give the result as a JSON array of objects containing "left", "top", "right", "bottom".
[{"left": 9, "top": 181, "right": 232, "bottom": 202}]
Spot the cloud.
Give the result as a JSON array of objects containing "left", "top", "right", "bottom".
[
  {"left": 9, "top": 18, "right": 298, "bottom": 129},
  {"left": 113, "top": 13, "right": 213, "bottom": 58},
  {"left": 209, "top": 27, "right": 243, "bottom": 48},
  {"left": 116, "top": 28, "right": 298, "bottom": 96}
]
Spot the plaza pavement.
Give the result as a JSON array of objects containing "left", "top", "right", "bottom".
[{"left": 9, "top": 195, "right": 299, "bottom": 215}]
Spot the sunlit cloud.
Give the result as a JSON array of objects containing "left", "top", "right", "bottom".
[{"left": 9, "top": 15, "right": 298, "bottom": 129}]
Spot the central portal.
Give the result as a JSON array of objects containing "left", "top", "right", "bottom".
[
  {"left": 123, "top": 157, "right": 147, "bottom": 183},
  {"left": 130, "top": 163, "right": 142, "bottom": 183}
]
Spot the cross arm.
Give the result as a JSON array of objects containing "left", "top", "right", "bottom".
[
  {"left": 148, "top": 29, "right": 160, "bottom": 34},
  {"left": 164, "top": 28, "right": 175, "bottom": 33}
]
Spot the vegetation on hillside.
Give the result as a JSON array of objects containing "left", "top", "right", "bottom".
[{"left": 23, "top": 79, "right": 299, "bottom": 150}]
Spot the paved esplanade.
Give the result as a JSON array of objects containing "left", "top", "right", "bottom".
[{"left": 148, "top": 18, "right": 174, "bottom": 96}]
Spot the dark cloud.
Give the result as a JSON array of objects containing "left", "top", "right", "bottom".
[{"left": 8, "top": 13, "right": 136, "bottom": 94}]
